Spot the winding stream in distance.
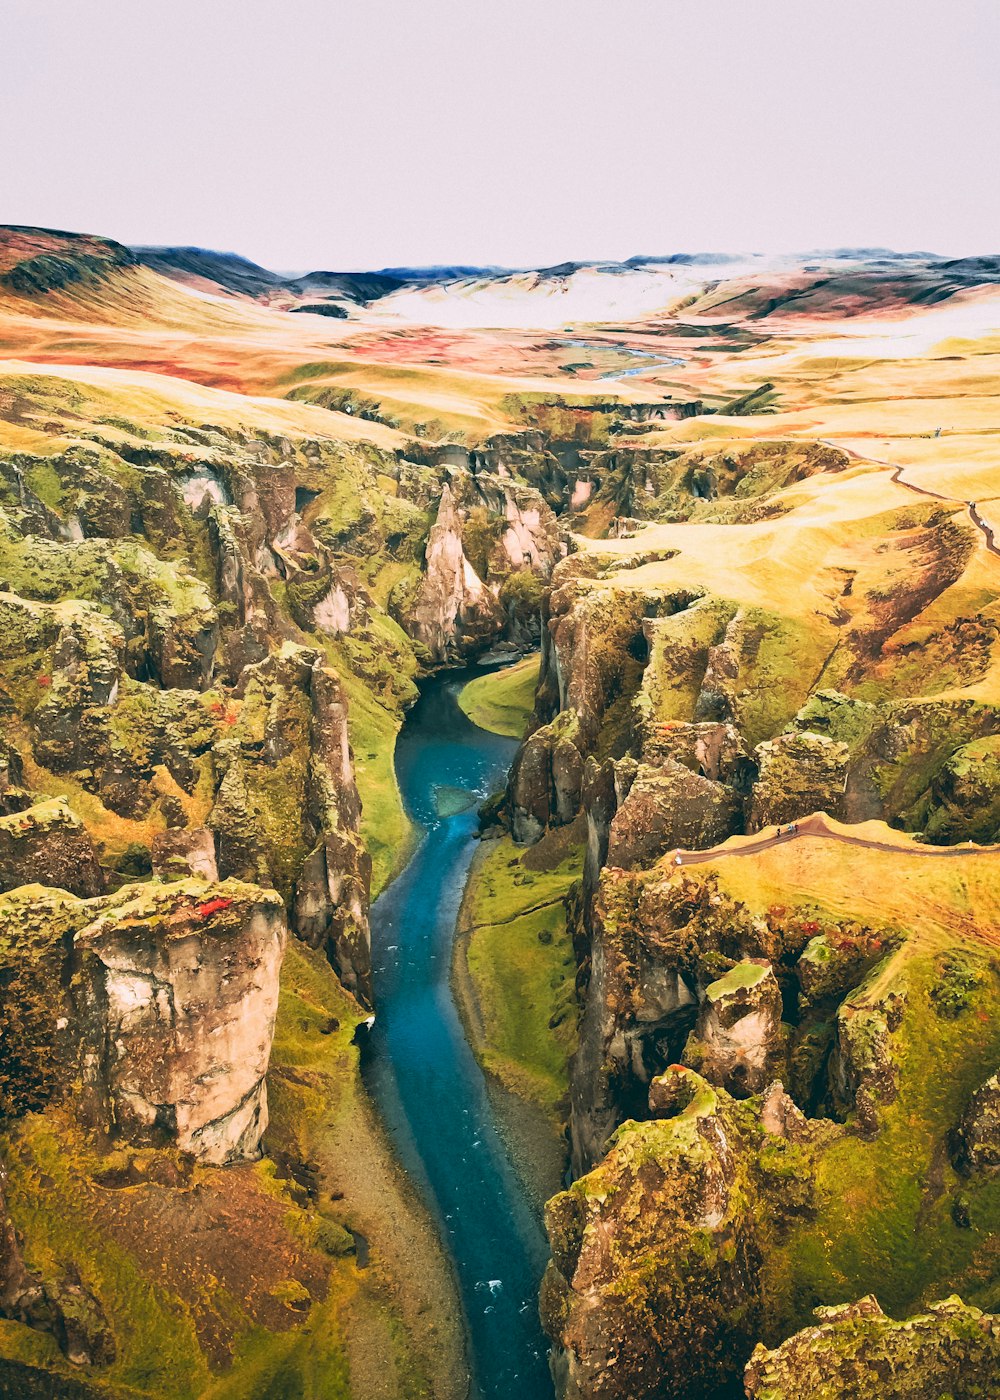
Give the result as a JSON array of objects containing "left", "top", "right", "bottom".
[{"left": 361, "top": 664, "right": 554, "bottom": 1400}]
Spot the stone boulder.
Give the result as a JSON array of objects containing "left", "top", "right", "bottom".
[
  {"left": 744, "top": 1295, "right": 1000, "bottom": 1399},
  {"left": 684, "top": 961, "right": 786, "bottom": 1098},
  {"left": 151, "top": 825, "right": 219, "bottom": 882}
]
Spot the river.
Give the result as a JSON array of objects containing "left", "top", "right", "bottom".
[
  {"left": 361, "top": 664, "right": 554, "bottom": 1400},
  {"left": 554, "top": 336, "right": 686, "bottom": 378}
]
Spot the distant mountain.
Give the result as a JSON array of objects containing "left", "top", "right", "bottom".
[
  {"left": 133, "top": 246, "right": 408, "bottom": 310},
  {"left": 286, "top": 268, "right": 405, "bottom": 302},
  {"left": 371, "top": 264, "right": 510, "bottom": 284},
  {"left": 0, "top": 224, "right": 137, "bottom": 295},
  {"left": 132, "top": 246, "right": 281, "bottom": 297},
  {"left": 625, "top": 253, "right": 744, "bottom": 267}
]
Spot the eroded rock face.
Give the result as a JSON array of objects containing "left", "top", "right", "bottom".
[
  {"left": 744, "top": 1295, "right": 1000, "bottom": 1399},
  {"left": 684, "top": 961, "right": 786, "bottom": 1098},
  {"left": 0, "top": 798, "right": 105, "bottom": 898},
  {"left": 508, "top": 564, "right": 665, "bottom": 842},
  {"left": 407, "top": 483, "right": 503, "bottom": 661},
  {"left": 748, "top": 730, "right": 848, "bottom": 830},
  {"left": 0, "top": 878, "right": 285, "bottom": 1164},
  {"left": 544, "top": 1068, "right": 781, "bottom": 1400},
  {"left": 150, "top": 825, "right": 218, "bottom": 882},
  {"left": 404, "top": 470, "right": 562, "bottom": 662},
  {"left": 827, "top": 983, "right": 904, "bottom": 1138},
  {"left": 568, "top": 868, "right": 701, "bottom": 1173},
  {"left": 73, "top": 879, "right": 282, "bottom": 1164},
  {"left": 956, "top": 1071, "right": 1000, "bottom": 1175},
  {"left": 606, "top": 759, "right": 741, "bottom": 870},
  {"left": 209, "top": 646, "right": 372, "bottom": 1001},
  {"left": 293, "top": 661, "right": 372, "bottom": 1002},
  {"left": 566, "top": 856, "right": 899, "bottom": 1174},
  {"left": 73, "top": 879, "right": 285, "bottom": 1163}
]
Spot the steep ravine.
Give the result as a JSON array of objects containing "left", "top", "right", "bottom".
[{"left": 361, "top": 664, "right": 554, "bottom": 1400}]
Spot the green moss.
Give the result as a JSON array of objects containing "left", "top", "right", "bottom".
[
  {"left": 706, "top": 961, "right": 768, "bottom": 1000},
  {"left": 461, "top": 835, "right": 583, "bottom": 1114},
  {"left": 22, "top": 460, "right": 64, "bottom": 512},
  {"left": 763, "top": 954, "right": 1000, "bottom": 1339},
  {"left": 929, "top": 950, "right": 988, "bottom": 1019},
  {"left": 458, "top": 656, "right": 540, "bottom": 739}
]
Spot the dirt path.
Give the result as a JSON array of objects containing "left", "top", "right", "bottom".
[
  {"left": 820, "top": 437, "right": 1000, "bottom": 558},
  {"left": 672, "top": 811, "right": 1000, "bottom": 866}
]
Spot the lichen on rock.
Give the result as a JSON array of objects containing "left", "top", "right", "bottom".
[{"left": 744, "top": 1294, "right": 1000, "bottom": 1399}]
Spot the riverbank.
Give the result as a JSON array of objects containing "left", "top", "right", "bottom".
[
  {"left": 451, "top": 820, "right": 585, "bottom": 1213},
  {"left": 267, "top": 940, "right": 470, "bottom": 1400},
  {"left": 452, "top": 839, "right": 568, "bottom": 1214},
  {"left": 457, "top": 655, "right": 540, "bottom": 739}
]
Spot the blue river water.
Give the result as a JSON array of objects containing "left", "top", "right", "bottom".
[{"left": 360, "top": 665, "right": 554, "bottom": 1400}]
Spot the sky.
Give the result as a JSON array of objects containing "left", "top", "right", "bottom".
[{"left": 2, "top": 0, "right": 998, "bottom": 272}]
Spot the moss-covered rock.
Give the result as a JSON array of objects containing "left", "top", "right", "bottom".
[
  {"left": 744, "top": 1294, "right": 1000, "bottom": 1399},
  {"left": 748, "top": 731, "right": 849, "bottom": 830},
  {"left": 956, "top": 1071, "right": 1000, "bottom": 1177},
  {"left": 0, "top": 798, "right": 104, "bottom": 898},
  {"left": 544, "top": 1067, "right": 812, "bottom": 1400},
  {"left": 684, "top": 961, "right": 787, "bottom": 1098}
]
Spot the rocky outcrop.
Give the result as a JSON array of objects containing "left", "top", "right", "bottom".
[
  {"left": 508, "top": 563, "right": 666, "bottom": 841},
  {"left": 74, "top": 879, "right": 285, "bottom": 1163},
  {"left": 293, "top": 661, "right": 372, "bottom": 1001},
  {"left": 209, "top": 645, "right": 372, "bottom": 1001},
  {"left": 568, "top": 867, "right": 703, "bottom": 1172},
  {"left": 544, "top": 1066, "right": 813, "bottom": 1400},
  {"left": 566, "top": 850, "right": 903, "bottom": 1172},
  {"left": 400, "top": 474, "right": 561, "bottom": 662},
  {"left": 0, "top": 878, "right": 285, "bottom": 1164},
  {"left": 827, "top": 979, "right": 905, "bottom": 1136},
  {"left": 404, "top": 483, "right": 503, "bottom": 662},
  {"left": 150, "top": 825, "right": 218, "bottom": 881},
  {"left": 509, "top": 712, "right": 584, "bottom": 842},
  {"left": 747, "top": 730, "right": 848, "bottom": 830},
  {"left": 0, "top": 798, "right": 105, "bottom": 897},
  {"left": 606, "top": 759, "right": 741, "bottom": 869},
  {"left": 684, "top": 961, "right": 786, "bottom": 1098},
  {"left": 744, "top": 1295, "right": 1000, "bottom": 1399},
  {"left": 956, "top": 1071, "right": 1000, "bottom": 1176}
]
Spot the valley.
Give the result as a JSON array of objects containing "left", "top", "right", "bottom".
[{"left": 0, "top": 225, "right": 1000, "bottom": 1399}]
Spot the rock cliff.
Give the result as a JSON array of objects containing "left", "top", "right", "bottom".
[
  {"left": 744, "top": 1295, "right": 1000, "bottom": 1399},
  {"left": 1, "top": 877, "right": 285, "bottom": 1163}
]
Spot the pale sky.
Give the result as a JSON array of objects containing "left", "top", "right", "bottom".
[{"left": 2, "top": 0, "right": 998, "bottom": 272}]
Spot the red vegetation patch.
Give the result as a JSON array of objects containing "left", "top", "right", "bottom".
[{"left": 197, "top": 897, "right": 233, "bottom": 918}]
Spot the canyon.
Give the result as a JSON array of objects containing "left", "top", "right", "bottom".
[{"left": 0, "top": 225, "right": 999, "bottom": 1399}]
